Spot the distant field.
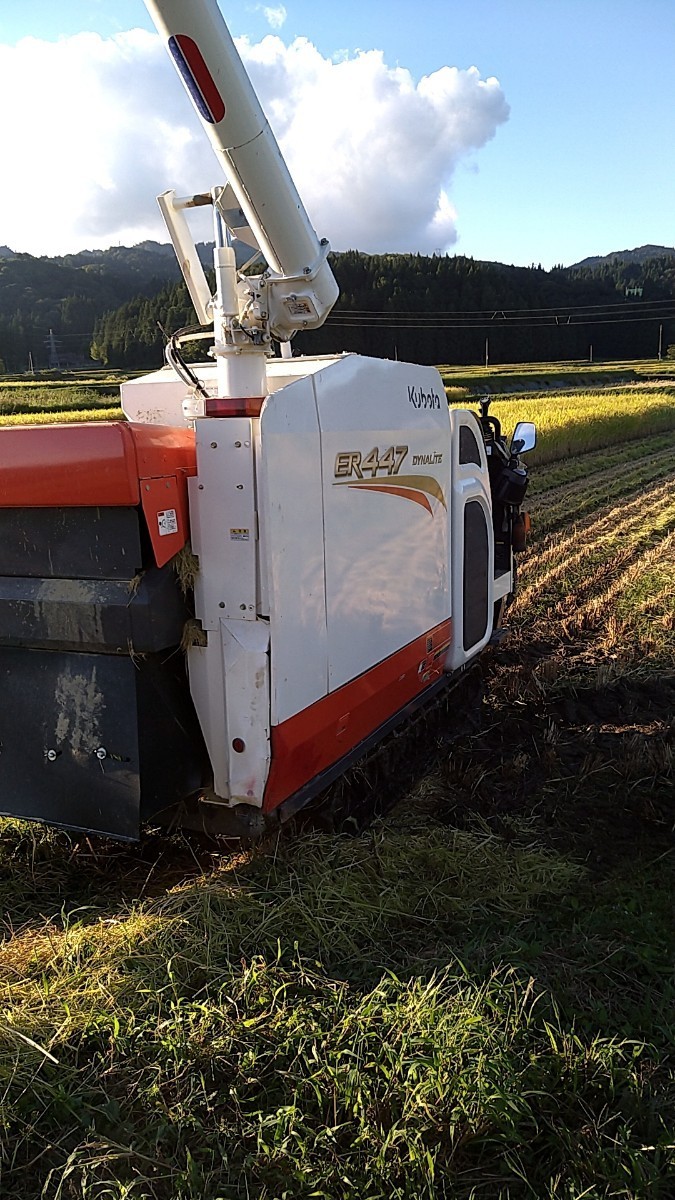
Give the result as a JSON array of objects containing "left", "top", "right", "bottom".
[
  {"left": 439, "top": 356, "right": 675, "bottom": 394},
  {"left": 2, "top": 360, "right": 675, "bottom": 444},
  {"left": 455, "top": 381, "right": 675, "bottom": 466},
  {"left": 0, "top": 367, "right": 673, "bottom": 1198},
  {"left": 0, "top": 381, "right": 123, "bottom": 426}
]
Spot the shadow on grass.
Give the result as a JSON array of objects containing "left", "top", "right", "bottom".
[{"left": 0, "top": 798, "right": 673, "bottom": 1200}]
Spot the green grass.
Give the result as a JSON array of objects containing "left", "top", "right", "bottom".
[
  {"left": 1, "top": 817, "right": 673, "bottom": 1199},
  {"left": 0, "top": 384, "right": 119, "bottom": 411}
]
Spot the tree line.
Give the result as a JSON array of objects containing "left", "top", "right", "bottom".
[
  {"left": 90, "top": 251, "right": 675, "bottom": 369},
  {"left": 1, "top": 244, "right": 673, "bottom": 372},
  {"left": 0, "top": 243, "right": 190, "bottom": 372}
]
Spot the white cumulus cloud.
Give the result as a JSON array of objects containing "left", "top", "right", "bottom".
[
  {"left": 241, "top": 37, "right": 508, "bottom": 254},
  {"left": 262, "top": 6, "right": 287, "bottom": 30},
  {"left": 0, "top": 28, "right": 508, "bottom": 257}
]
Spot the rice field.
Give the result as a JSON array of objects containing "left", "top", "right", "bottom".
[
  {"left": 0, "top": 381, "right": 123, "bottom": 425},
  {"left": 439, "top": 356, "right": 675, "bottom": 395},
  {"left": 469, "top": 382, "right": 675, "bottom": 466},
  {"left": 0, "top": 368, "right": 673, "bottom": 1198}
]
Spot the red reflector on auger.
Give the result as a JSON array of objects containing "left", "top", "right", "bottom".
[{"left": 169, "top": 34, "right": 226, "bottom": 124}]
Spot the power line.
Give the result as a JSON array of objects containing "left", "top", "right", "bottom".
[
  {"left": 325, "top": 310, "right": 675, "bottom": 331},
  {"left": 10, "top": 298, "right": 675, "bottom": 340},
  {"left": 332, "top": 296, "right": 675, "bottom": 318}
]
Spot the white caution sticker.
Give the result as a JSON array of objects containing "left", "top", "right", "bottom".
[{"left": 157, "top": 508, "right": 178, "bottom": 536}]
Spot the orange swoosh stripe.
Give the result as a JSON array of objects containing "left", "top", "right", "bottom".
[
  {"left": 335, "top": 474, "right": 446, "bottom": 512},
  {"left": 392, "top": 475, "right": 447, "bottom": 509},
  {"left": 348, "top": 482, "right": 433, "bottom": 514}
]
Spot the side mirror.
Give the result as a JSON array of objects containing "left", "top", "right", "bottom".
[{"left": 511, "top": 421, "right": 536, "bottom": 455}]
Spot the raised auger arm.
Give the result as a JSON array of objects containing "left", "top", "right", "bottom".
[{"left": 143, "top": 0, "right": 339, "bottom": 399}]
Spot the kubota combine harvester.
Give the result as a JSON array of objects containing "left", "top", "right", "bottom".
[{"left": 0, "top": 0, "right": 534, "bottom": 839}]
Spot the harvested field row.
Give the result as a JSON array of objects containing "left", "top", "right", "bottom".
[
  {"left": 517, "top": 430, "right": 674, "bottom": 494},
  {"left": 517, "top": 472, "right": 675, "bottom": 610},
  {"left": 530, "top": 443, "right": 675, "bottom": 536}
]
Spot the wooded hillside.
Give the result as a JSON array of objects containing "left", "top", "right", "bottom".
[{"left": 1, "top": 243, "right": 673, "bottom": 371}]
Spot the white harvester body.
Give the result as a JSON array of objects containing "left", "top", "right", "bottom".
[{"left": 122, "top": 348, "right": 503, "bottom": 818}]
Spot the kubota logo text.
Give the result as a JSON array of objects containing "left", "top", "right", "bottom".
[{"left": 408, "top": 385, "right": 442, "bottom": 410}]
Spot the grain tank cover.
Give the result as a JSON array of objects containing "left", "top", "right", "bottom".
[{"left": 0, "top": 422, "right": 196, "bottom": 568}]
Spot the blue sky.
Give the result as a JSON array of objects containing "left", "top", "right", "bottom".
[{"left": 1, "top": 1, "right": 673, "bottom": 266}]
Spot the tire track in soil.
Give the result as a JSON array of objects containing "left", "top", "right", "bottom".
[
  {"left": 436, "top": 444, "right": 675, "bottom": 865},
  {"left": 439, "top": 651, "right": 674, "bottom": 866}
]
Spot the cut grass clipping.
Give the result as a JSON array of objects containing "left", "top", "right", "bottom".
[{"left": 0, "top": 379, "right": 674, "bottom": 1198}]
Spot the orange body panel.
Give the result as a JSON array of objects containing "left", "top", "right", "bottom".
[
  {"left": 0, "top": 422, "right": 140, "bottom": 507},
  {"left": 0, "top": 421, "right": 197, "bottom": 567},
  {"left": 0, "top": 422, "right": 196, "bottom": 507},
  {"left": 263, "top": 618, "right": 453, "bottom": 811},
  {"left": 140, "top": 474, "right": 193, "bottom": 568}
]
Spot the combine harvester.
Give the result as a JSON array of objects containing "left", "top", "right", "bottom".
[{"left": 0, "top": 0, "right": 534, "bottom": 839}]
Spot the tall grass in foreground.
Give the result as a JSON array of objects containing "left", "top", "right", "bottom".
[{"left": 1, "top": 817, "right": 672, "bottom": 1199}]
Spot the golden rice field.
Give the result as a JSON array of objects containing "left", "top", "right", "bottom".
[
  {"left": 0, "top": 406, "right": 123, "bottom": 425},
  {"left": 479, "top": 382, "right": 675, "bottom": 465},
  {"left": 0, "top": 381, "right": 123, "bottom": 425},
  {"left": 2, "top": 366, "right": 675, "bottom": 470}
]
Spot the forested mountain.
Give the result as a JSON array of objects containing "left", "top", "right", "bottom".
[
  {"left": 0, "top": 242, "right": 210, "bottom": 372},
  {"left": 573, "top": 245, "right": 675, "bottom": 269},
  {"left": 91, "top": 250, "right": 675, "bottom": 369},
  {"left": 1, "top": 242, "right": 673, "bottom": 371}
]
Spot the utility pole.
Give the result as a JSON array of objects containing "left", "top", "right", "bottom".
[
  {"left": 658, "top": 323, "right": 663, "bottom": 361},
  {"left": 589, "top": 344, "right": 593, "bottom": 363},
  {"left": 45, "top": 329, "right": 61, "bottom": 370},
  {"left": 485, "top": 337, "right": 489, "bottom": 368}
]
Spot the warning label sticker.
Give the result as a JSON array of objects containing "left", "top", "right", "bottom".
[
  {"left": 285, "top": 297, "right": 313, "bottom": 316},
  {"left": 157, "top": 508, "right": 178, "bottom": 536},
  {"left": 230, "top": 528, "right": 250, "bottom": 541}
]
